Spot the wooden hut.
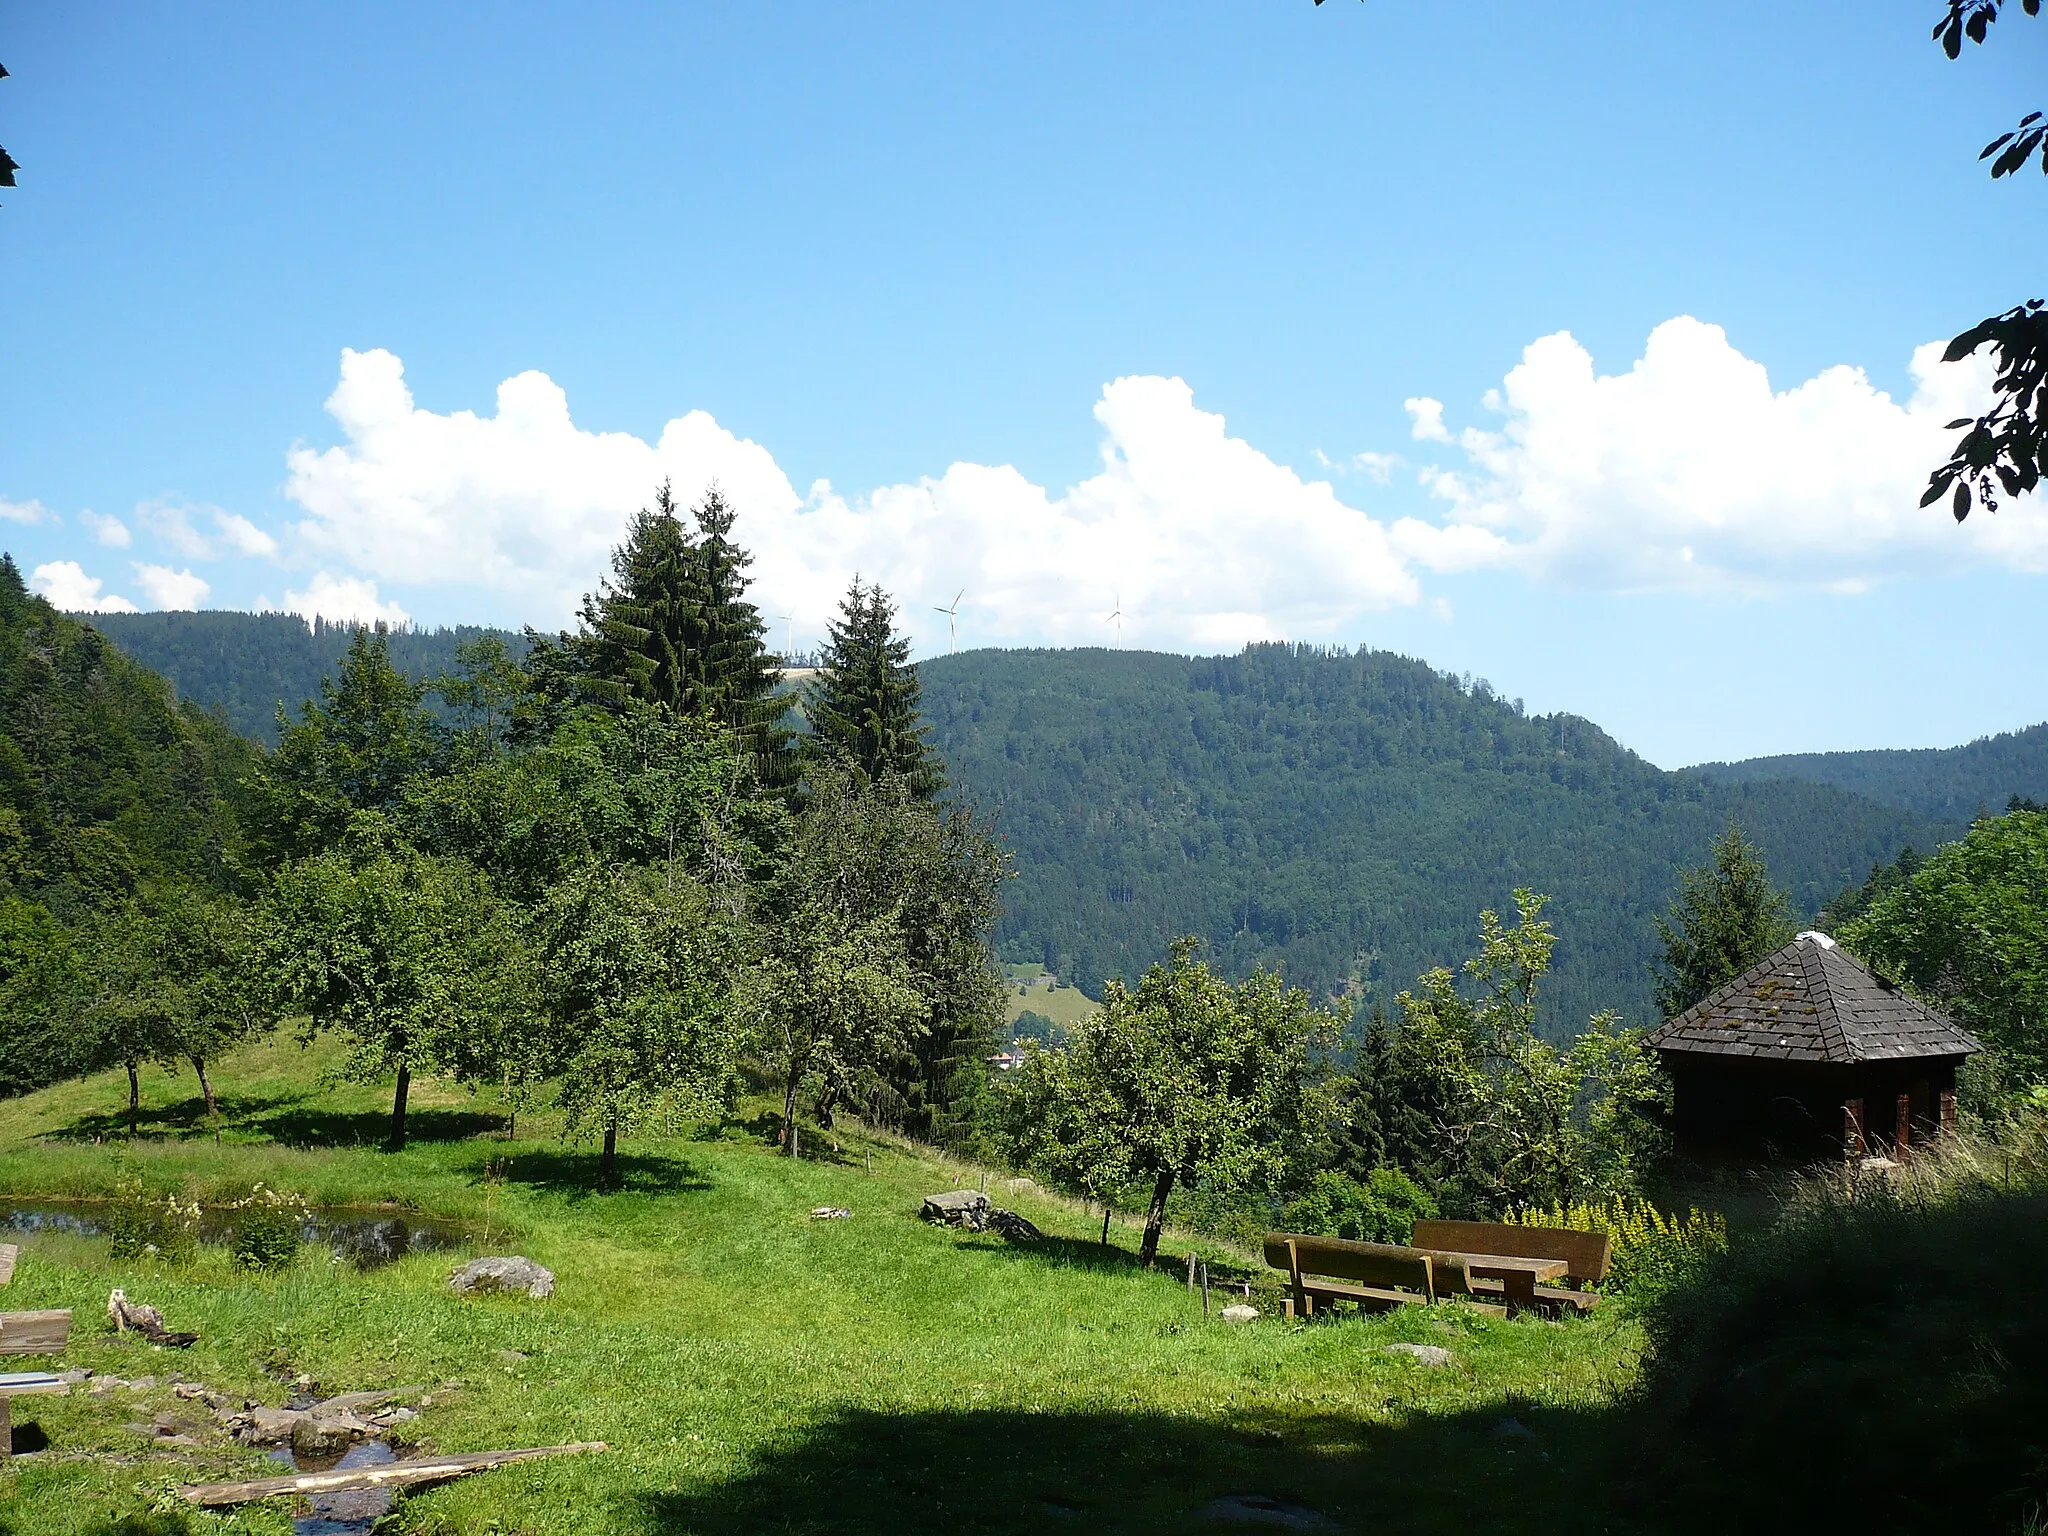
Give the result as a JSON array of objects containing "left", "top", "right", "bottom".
[{"left": 1645, "top": 931, "right": 1979, "bottom": 1163}]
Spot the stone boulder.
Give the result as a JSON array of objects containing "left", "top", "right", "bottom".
[
  {"left": 1220, "top": 1304, "right": 1260, "bottom": 1324},
  {"left": 988, "top": 1209, "right": 1043, "bottom": 1243},
  {"left": 1381, "top": 1343, "right": 1453, "bottom": 1367},
  {"left": 448, "top": 1255, "right": 555, "bottom": 1299},
  {"left": 920, "top": 1191, "right": 992, "bottom": 1230}
]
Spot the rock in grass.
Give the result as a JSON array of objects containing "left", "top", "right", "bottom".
[
  {"left": 919, "top": 1191, "right": 992, "bottom": 1230},
  {"left": 1381, "top": 1343, "right": 1453, "bottom": 1367},
  {"left": 448, "top": 1256, "right": 555, "bottom": 1299},
  {"left": 1220, "top": 1304, "right": 1260, "bottom": 1324},
  {"left": 810, "top": 1206, "right": 853, "bottom": 1220},
  {"left": 989, "top": 1209, "right": 1042, "bottom": 1243}
]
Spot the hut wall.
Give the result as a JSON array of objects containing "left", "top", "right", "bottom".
[{"left": 1666, "top": 1055, "right": 1962, "bottom": 1163}]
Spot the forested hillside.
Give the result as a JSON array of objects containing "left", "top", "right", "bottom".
[
  {"left": 920, "top": 645, "right": 1946, "bottom": 1031},
  {"left": 82, "top": 610, "right": 525, "bottom": 745},
  {"left": 1692, "top": 722, "right": 2048, "bottom": 822},
  {"left": 0, "top": 561, "right": 261, "bottom": 912}
]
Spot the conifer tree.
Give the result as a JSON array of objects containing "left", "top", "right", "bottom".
[
  {"left": 685, "top": 487, "right": 792, "bottom": 785},
  {"left": 807, "top": 577, "right": 945, "bottom": 797},
  {"left": 1654, "top": 821, "right": 1795, "bottom": 1018}
]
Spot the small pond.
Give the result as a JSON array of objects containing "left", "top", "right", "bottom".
[{"left": 0, "top": 1199, "right": 468, "bottom": 1269}]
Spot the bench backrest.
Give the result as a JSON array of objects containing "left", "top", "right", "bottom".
[
  {"left": 1263, "top": 1233, "right": 1436, "bottom": 1298},
  {"left": 1411, "top": 1220, "right": 1611, "bottom": 1284},
  {"left": 0, "top": 1309, "right": 72, "bottom": 1356}
]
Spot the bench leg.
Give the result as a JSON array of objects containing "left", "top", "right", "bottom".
[
  {"left": 1501, "top": 1272, "right": 1538, "bottom": 1316},
  {"left": 1, "top": 1393, "right": 10, "bottom": 1462}
]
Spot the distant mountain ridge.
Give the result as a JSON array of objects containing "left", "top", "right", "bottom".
[
  {"left": 82, "top": 612, "right": 1975, "bottom": 1030},
  {"left": 916, "top": 646, "right": 1947, "bottom": 1031},
  {"left": 1692, "top": 722, "right": 2048, "bottom": 823}
]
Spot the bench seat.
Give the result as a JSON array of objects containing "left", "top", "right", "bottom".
[
  {"left": 1263, "top": 1233, "right": 1505, "bottom": 1320},
  {"left": 1413, "top": 1221, "right": 1609, "bottom": 1316}
]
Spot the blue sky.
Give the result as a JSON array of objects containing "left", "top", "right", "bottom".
[{"left": 3, "top": 1, "right": 2046, "bottom": 766}]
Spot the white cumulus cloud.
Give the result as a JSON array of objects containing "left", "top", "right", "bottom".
[
  {"left": 80, "top": 510, "right": 133, "bottom": 548},
  {"left": 133, "top": 564, "right": 210, "bottom": 610},
  {"left": 283, "top": 349, "right": 1443, "bottom": 650},
  {"left": 268, "top": 572, "right": 411, "bottom": 627},
  {"left": 30, "top": 560, "right": 138, "bottom": 613},
  {"left": 0, "top": 497, "right": 53, "bottom": 526},
  {"left": 1407, "top": 316, "right": 2043, "bottom": 592},
  {"left": 212, "top": 511, "right": 279, "bottom": 558}
]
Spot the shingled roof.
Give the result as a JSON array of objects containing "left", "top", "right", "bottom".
[{"left": 1645, "top": 932, "right": 1980, "bottom": 1064}]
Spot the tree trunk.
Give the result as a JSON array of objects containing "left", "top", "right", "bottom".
[
  {"left": 126, "top": 1060, "right": 140, "bottom": 1138},
  {"left": 1139, "top": 1169, "right": 1175, "bottom": 1267},
  {"left": 600, "top": 1117, "right": 618, "bottom": 1188},
  {"left": 389, "top": 1065, "right": 411, "bottom": 1150},
  {"left": 190, "top": 1055, "right": 218, "bottom": 1143},
  {"left": 816, "top": 1081, "right": 840, "bottom": 1131},
  {"left": 782, "top": 1068, "right": 802, "bottom": 1158}
]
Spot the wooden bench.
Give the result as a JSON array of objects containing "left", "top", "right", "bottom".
[
  {"left": 0, "top": 1243, "right": 16, "bottom": 1287},
  {"left": 1412, "top": 1220, "right": 1609, "bottom": 1313},
  {"left": 1262, "top": 1233, "right": 1506, "bottom": 1319},
  {"left": 0, "top": 1310, "right": 73, "bottom": 1356}
]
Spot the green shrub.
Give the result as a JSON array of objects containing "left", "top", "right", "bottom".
[
  {"left": 1509, "top": 1195, "right": 1726, "bottom": 1296},
  {"left": 1283, "top": 1168, "right": 1437, "bottom": 1245},
  {"left": 228, "top": 1183, "right": 310, "bottom": 1270},
  {"left": 107, "top": 1176, "right": 201, "bottom": 1266}
]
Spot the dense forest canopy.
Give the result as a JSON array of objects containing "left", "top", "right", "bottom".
[
  {"left": 83, "top": 610, "right": 529, "bottom": 746},
  {"left": 916, "top": 644, "right": 1950, "bottom": 1030},
  {"left": 1691, "top": 722, "right": 2048, "bottom": 823}
]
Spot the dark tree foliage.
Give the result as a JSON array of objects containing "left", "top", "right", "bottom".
[
  {"left": 84, "top": 610, "right": 525, "bottom": 746},
  {"left": 807, "top": 577, "right": 946, "bottom": 798},
  {"left": 261, "top": 626, "right": 443, "bottom": 861},
  {"left": 921, "top": 645, "right": 1941, "bottom": 1030},
  {"left": 1820, "top": 844, "right": 1928, "bottom": 933},
  {"left": 0, "top": 556, "right": 260, "bottom": 913},
  {"left": 1328, "top": 1003, "right": 1393, "bottom": 1179},
  {"left": 572, "top": 483, "right": 793, "bottom": 785},
  {"left": 1922, "top": 0, "right": 2048, "bottom": 521},
  {"left": 1692, "top": 721, "right": 2048, "bottom": 823},
  {"left": 1653, "top": 822, "right": 1796, "bottom": 1019}
]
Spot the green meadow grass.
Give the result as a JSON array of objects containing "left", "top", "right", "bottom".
[{"left": 0, "top": 1041, "right": 1647, "bottom": 1535}]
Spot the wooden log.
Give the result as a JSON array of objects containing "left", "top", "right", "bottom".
[
  {"left": 0, "top": 1309, "right": 71, "bottom": 1355},
  {"left": 0, "top": 1243, "right": 16, "bottom": 1287},
  {"left": 179, "top": 1441, "right": 608, "bottom": 1506}
]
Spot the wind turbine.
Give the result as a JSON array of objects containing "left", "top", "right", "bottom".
[
  {"left": 777, "top": 612, "right": 795, "bottom": 661},
  {"left": 934, "top": 589, "right": 963, "bottom": 655},
  {"left": 1106, "top": 591, "right": 1123, "bottom": 649}
]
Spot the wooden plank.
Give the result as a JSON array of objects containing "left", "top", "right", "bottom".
[
  {"left": 0, "top": 1244, "right": 16, "bottom": 1286},
  {"left": 179, "top": 1441, "right": 608, "bottom": 1507},
  {"left": 0, "top": 1309, "right": 71, "bottom": 1355},
  {"left": 0, "top": 1372, "right": 69, "bottom": 1395},
  {"left": 1412, "top": 1220, "right": 1610, "bottom": 1284}
]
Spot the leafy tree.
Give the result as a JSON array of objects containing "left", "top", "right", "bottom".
[
  {"left": 807, "top": 577, "right": 946, "bottom": 797},
  {"left": 1843, "top": 806, "right": 2048, "bottom": 1091},
  {"left": 999, "top": 939, "right": 1340, "bottom": 1267},
  {"left": 1393, "top": 891, "right": 1668, "bottom": 1215},
  {"left": 1653, "top": 822, "right": 1795, "bottom": 1018},
  {"left": 0, "top": 896, "right": 78, "bottom": 1096},
  {"left": 1283, "top": 1167, "right": 1436, "bottom": 1245},
  {"left": 433, "top": 633, "right": 527, "bottom": 759},
  {"left": 1920, "top": 1, "right": 2048, "bottom": 523},
  {"left": 265, "top": 819, "right": 530, "bottom": 1148},
  {"left": 531, "top": 863, "right": 741, "bottom": 1186},
  {"left": 774, "top": 759, "right": 1006, "bottom": 1140},
  {"left": 750, "top": 899, "right": 927, "bottom": 1158},
  {"left": 264, "top": 627, "right": 441, "bottom": 859}
]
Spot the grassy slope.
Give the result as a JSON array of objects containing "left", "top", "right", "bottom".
[
  {"left": 0, "top": 1042, "right": 1644, "bottom": 1536},
  {"left": 1002, "top": 964, "right": 1101, "bottom": 1030}
]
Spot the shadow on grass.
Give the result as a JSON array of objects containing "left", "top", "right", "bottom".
[
  {"left": 52, "top": 1089, "right": 507, "bottom": 1149},
  {"left": 952, "top": 1232, "right": 1151, "bottom": 1274},
  {"left": 495, "top": 1147, "right": 712, "bottom": 1199},
  {"left": 640, "top": 1400, "right": 1633, "bottom": 1536}
]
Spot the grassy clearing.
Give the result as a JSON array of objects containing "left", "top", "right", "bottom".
[
  {"left": 1002, "top": 964, "right": 1100, "bottom": 1032},
  {"left": 0, "top": 1039, "right": 1646, "bottom": 1535}
]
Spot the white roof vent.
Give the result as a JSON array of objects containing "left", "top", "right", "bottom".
[{"left": 1796, "top": 930, "right": 1837, "bottom": 949}]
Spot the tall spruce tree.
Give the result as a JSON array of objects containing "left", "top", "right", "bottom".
[
  {"left": 576, "top": 483, "right": 792, "bottom": 786},
  {"left": 686, "top": 487, "right": 792, "bottom": 785},
  {"left": 807, "top": 577, "right": 945, "bottom": 797},
  {"left": 1654, "top": 821, "right": 1796, "bottom": 1019}
]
